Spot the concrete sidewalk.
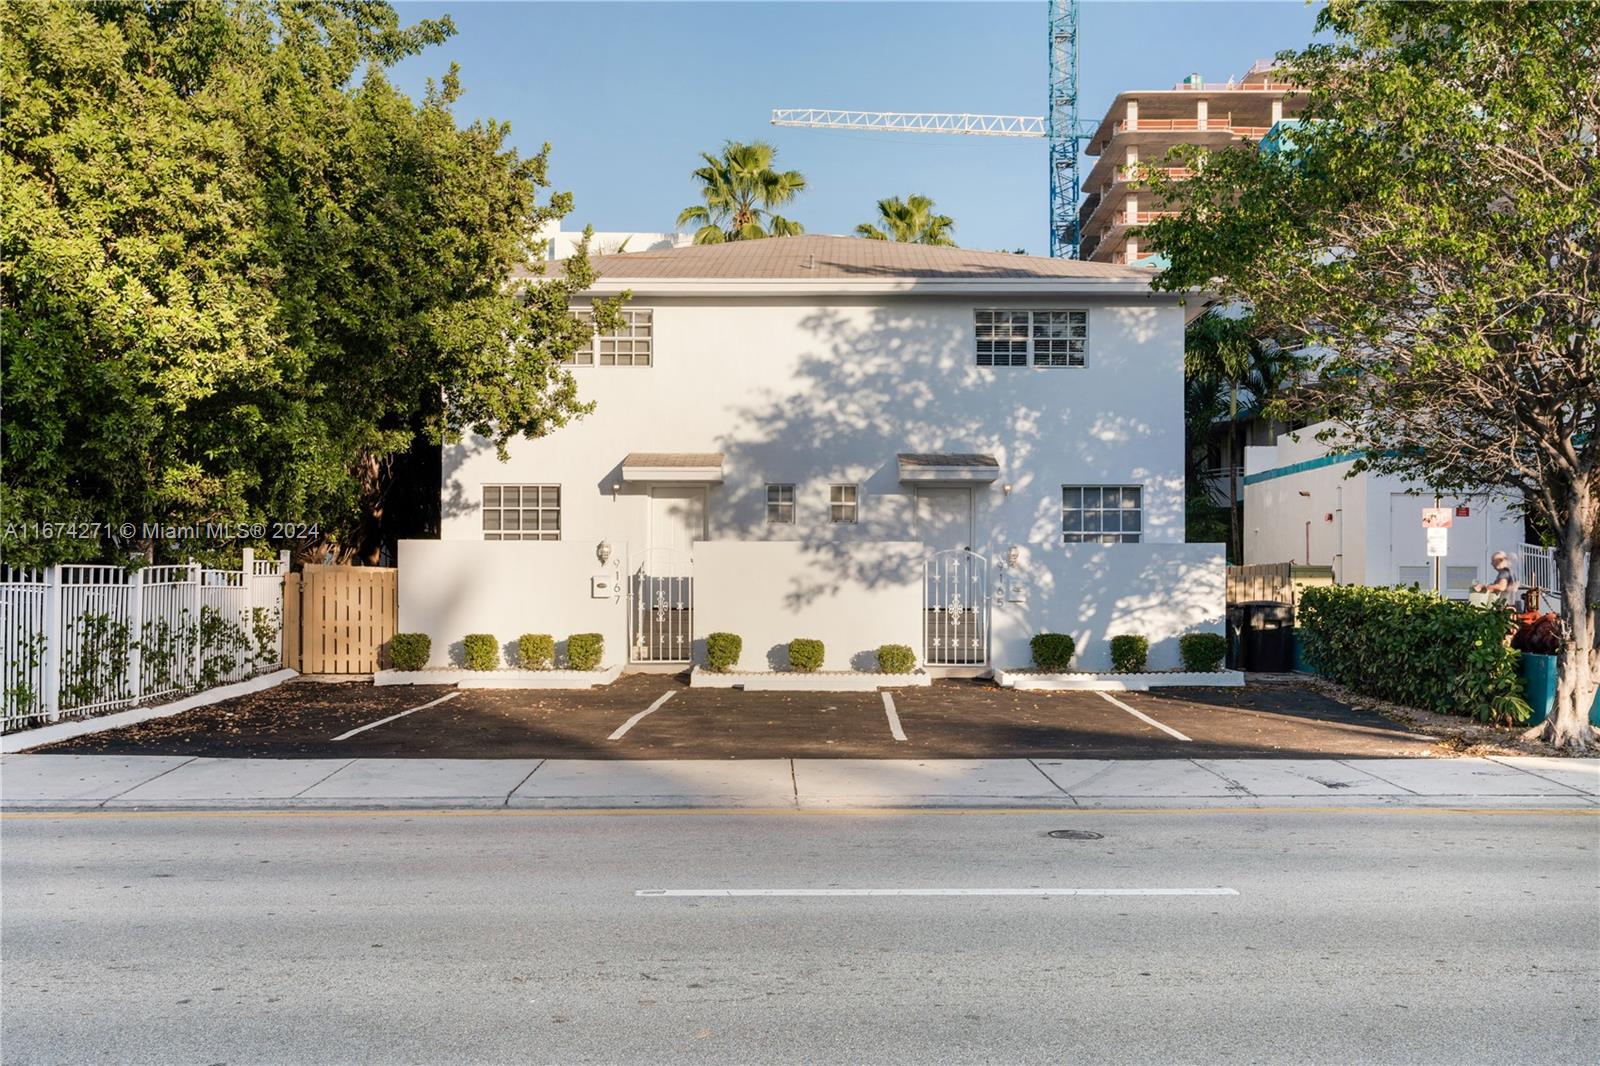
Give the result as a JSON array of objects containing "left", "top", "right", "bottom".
[{"left": 2, "top": 753, "right": 1596, "bottom": 810}]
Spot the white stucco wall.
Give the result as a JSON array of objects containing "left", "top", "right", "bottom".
[
  {"left": 991, "top": 543, "right": 1226, "bottom": 670},
  {"left": 691, "top": 540, "right": 923, "bottom": 672},
  {"left": 442, "top": 294, "right": 1189, "bottom": 563},
  {"left": 397, "top": 539, "right": 627, "bottom": 669},
  {"left": 1243, "top": 423, "right": 1523, "bottom": 593}
]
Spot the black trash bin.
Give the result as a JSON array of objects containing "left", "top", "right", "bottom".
[
  {"left": 1240, "top": 600, "right": 1294, "bottom": 672},
  {"left": 1225, "top": 604, "right": 1249, "bottom": 670}
]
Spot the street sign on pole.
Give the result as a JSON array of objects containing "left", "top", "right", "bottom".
[{"left": 1426, "top": 526, "right": 1449, "bottom": 557}]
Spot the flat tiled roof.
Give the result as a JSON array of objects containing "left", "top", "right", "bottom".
[
  {"left": 540, "top": 235, "right": 1151, "bottom": 282},
  {"left": 622, "top": 452, "right": 724, "bottom": 468}
]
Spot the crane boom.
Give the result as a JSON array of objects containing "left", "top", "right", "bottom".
[{"left": 771, "top": 109, "right": 1047, "bottom": 138}]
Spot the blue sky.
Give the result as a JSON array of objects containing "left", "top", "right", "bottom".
[{"left": 387, "top": 2, "right": 1324, "bottom": 254}]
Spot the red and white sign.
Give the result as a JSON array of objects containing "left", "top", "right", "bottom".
[
  {"left": 1421, "top": 507, "right": 1453, "bottom": 529},
  {"left": 1455, "top": 505, "right": 1471, "bottom": 518}
]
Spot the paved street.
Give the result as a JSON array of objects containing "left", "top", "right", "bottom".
[{"left": 3, "top": 807, "right": 1596, "bottom": 1064}]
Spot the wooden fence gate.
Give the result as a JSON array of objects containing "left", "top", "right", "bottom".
[{"left": 284, "top": 565, "right": 398, "bottom": 674}]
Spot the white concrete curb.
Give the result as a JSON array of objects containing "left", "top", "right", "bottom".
[
  {"left": 690, "top": 667, "right": 932, "bottom": 691},
  {"left": 1, "top": 669, "right": 299, "bottom": 754},
  {"left": 994, "top": 668, "right": 1245, "bottom": 691},
  {"left": 374, "top": 665, "right": 623, "bottom": 689}
]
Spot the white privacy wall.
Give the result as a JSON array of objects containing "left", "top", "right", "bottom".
[
  {"left": 991, "top": 543, "right": 1226, "bottom": 670},
  {"left": 397, "top": 540, "right": 627, "bottom": 669},
  {"left": 692, "top": 540, "right": 923, "bottom": 672}
]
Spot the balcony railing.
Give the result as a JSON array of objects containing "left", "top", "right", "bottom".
[{"left": 1112, "top": 119, "right": 1276, "bottom": 138}]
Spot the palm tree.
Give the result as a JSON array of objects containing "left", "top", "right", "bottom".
[
  {"left": 854, "top": 194, "right": 957, "bottom": 245},
  {"left": 1185, "top": 312, "right": 1296, "bottom": 563},
  {"left": 676, "top": 141, "right": 806, "bottom": 244}
]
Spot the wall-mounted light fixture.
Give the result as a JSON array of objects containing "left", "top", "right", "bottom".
[
  {"left": 1002, "top": 483, "right": 1014, "bottom": 496},
  {"left": 595, "top": 540, "right": 612, "bottom": 566},
  {"left": 610, "top": 482, "right": 621, "bottom": 501}
]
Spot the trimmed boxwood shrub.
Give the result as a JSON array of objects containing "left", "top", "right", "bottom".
[
  {"left": 566, "top": 633, "right": 604, "bottom": 671},
  {"left": 517, "top": 633, "right": 555, "bottom": 670},
  {"left": 1299, "top": 585, "right": 1530, "bottom": 724},
  {"left": 1030, "top": 633, "right": 1076, "bottom": 672},
  {"left": 388, "top": 633, "right": 431, "bottom": 671},
  {"left": 705, "top": 632, "right": 742, "bottom": 672},
  {"left": 1178, "top": 632, "right": 1228, "bottom": 673},
  {"left": 877, "top": 644, "right": 916, "bottom": 674},
  {"left": 462, "top": 633, "right": 499, "bottom": 671},
  {"left": 788, "top": 638, "right": 825, "bottom": 673},
  {"left": 1110, "top": 634, "right": 1149, "bottom": 673}
]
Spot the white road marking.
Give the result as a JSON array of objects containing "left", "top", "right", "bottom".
[
  {"left": 332, "top": 692, "right": 462, "bottom": 741},
  {"left": 881, "top": 692, "right": 907, "bottom": 742},
  {"left": 636, "top": 888, "right": 1238, "bottom": 897},
  {"left": 1097, "top": 691, "right": 1192, "bottom": 742},
  {"left": 609, "top": 691, "right": 676, "bottom": 741}
]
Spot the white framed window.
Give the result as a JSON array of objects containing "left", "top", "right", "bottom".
[
  {"left": 600, "top": 308, "right": 652, "bottom": 366},
  {"left": 1062, "top": 485, "right": 1142, "bottom": 543},
  {"left": 976, "top": 309, "right": 1088, "bottom": 367},
  {"left": 829, "top": 484, "right": 859, "bottom": 524},
  {"left": 482, "top": 485, "right": 561, "bottom": 541},
  {"left": 561, "top": 308, "right": 652, "bottom": 366},
  {"left": 766, "top": 484, "right": 795, "bottom": 524}
]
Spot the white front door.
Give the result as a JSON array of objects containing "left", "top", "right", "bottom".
[
  {"left": 649, "top": 487, "right": 705, "bottom": 555},
  {"left": 915, "top": 487, "right": 973, "bottom": 552}
]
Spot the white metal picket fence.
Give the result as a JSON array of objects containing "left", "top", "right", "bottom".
[
  {"left": 1522, "top": 543, "right": 1563, "bottom": 611},
  {"left": 1, "top": 550, "right": 290, "bottom": 733}
]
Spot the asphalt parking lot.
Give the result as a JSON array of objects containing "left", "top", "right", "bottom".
[{"left": 27, "top": 674, "right": 1442, "bottom": 760}]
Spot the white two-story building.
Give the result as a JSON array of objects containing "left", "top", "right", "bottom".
[{"left": 400, "top": 236, "right": 1224, "bottom": 672}]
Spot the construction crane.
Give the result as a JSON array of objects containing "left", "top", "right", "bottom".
[{"left": 771, "top": 1, "right": 1090, "bottom": 258}]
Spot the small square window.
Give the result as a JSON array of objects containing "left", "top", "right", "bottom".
[
  {"left": 482, "top": 484, "right": 560, "bottom": 540},
  {"left": 829, "top": 484, "right": 859, "bottom": 524},
  {"left": 766, "top": 484, "right": 795, "bottom": 524},
  {"left": 1062, "top": 484, "right": 1142, "bottom": 544}
]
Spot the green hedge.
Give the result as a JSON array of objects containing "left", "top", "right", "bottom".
[
  {"left": 566, "top": 633, "right": 604, "bottom": 671},
  {"left": 388, "top": 633, "right": 431, "bottom": 671},
  {"left": 1179, "top": 632, "right": 1227, "bottom": 673},
  {"left": 705, "top": 632, "right": 742, "bottom": 672},
  {"left": 1110, "top": 635, "right": 1149, "bottom": 673},
  {"left": 1298, "top": 585, "right": 1530, "bottom": 724},
  {"left": 462, "top": 634, "right": 499, "bottom": 671},
  {"left": 517, "top": 633, "right": 554, "bottom": 670},
  {"left": 1030, "top": 633, "right": 1075, "bottom": 672},
  {"left": 877, "top": 644, "right": 916, "bottom": 674},
  {"left": 788, "top": 638, "right": 824, "bottom": 672}
]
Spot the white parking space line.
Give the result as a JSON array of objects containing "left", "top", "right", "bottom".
[
  {"left": 608, "top": 692, "right": 676, "bottom": 741},
  {"left": 332, "top": 692, "right": 462, "bottom": 741},
  {"left": 881, "top": 692, "right": 907, "bottom": 742},
  {"left": 637, "top": 888, "right": 1238, "bottom": 897},
  {"left": 1097, "top": 691, "right": 1193, "bottom": 742}
]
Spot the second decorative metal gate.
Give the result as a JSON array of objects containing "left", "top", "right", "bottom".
[
  {"left": 630, "top": 548, "right": 693, "bottom": 664},
  {"left": 923, "top": 549, "right": 988, "bottom": 666}
]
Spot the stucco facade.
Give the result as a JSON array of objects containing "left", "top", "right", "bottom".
[{"left": 404, "top": 237, "right": 1223, "bottom": 671}]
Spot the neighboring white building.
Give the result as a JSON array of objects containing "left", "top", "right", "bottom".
[
  {"left": 1243, "top": 422, "right": 1526, "bottom": 598},
  {"left": 402, "top": 235, "right": 1224, "bottom": 672},
  {"left": 533, "top": 222, "right": 694, "bottom": 260}
]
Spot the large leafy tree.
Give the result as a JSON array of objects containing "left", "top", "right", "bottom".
[
  {"left": 1, "top": 0, "right": 614, "bottom": 566},
  {"left": 854, "top": 194, "right": 956, "bottom": 246},
  {"left": 676, "top": 140, "right": 805, "bottom": 244},
  {"left": 1144, "top": 0, "right": 1599, "bottom": 749}
]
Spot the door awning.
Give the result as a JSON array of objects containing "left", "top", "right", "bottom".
[
  {"left": 622, "top": 452, "right": 725, "bottom": 483},
  {"left": 897, "top": 453, "right": 1000, "bottom": 484}
]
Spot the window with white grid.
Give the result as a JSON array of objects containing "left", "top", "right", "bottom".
[
  {"left": 976, "top": 309, "right": 1088, "bottom": 367},
  {"left": 561, "top": 308, "right": 652, "bottom": 366},
  {"left": 829, "top": 484, "right": 858, "bottom": 524},
  {"left": 1062, "top": 485, "right": 1142, "bottom": 543},
  {"left": 766, "top": 484, "right": 795, "bottom": 524},
  {"left": 482, "top": 485, "right": 561, "bottom": 541},
  {"left": 975, "top": 310, "right": 1030, "bottom": 366},
  {"left": 599, "top": 308, "right": 652, "bottom": 366}
]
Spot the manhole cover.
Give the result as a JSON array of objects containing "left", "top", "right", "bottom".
[{"left": 1045, "top": 829, "right": 1104, "bottom": 840}]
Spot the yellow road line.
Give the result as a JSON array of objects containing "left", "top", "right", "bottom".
[{"left": 2, "top": 805, "right": 1595, "bottom": 821}]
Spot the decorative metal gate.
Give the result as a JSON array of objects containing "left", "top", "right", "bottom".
[
  {"left": 630, "top": 548, "right": 693, "bottom": 663},
  {"left": 923, "top": 549, "right": 988, "bottom": 666}
]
